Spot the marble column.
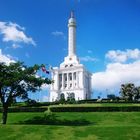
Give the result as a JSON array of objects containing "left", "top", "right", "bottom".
[
  {"left": 62, "top": 73, "right": 64, "bottom": 90},
  {"left": 67, "top": 73, "right": 69, "bottom": 89},
  {"left": 72, "top": 72, "right": 74, "bottom": 89}
]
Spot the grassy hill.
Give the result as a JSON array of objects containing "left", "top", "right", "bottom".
[{"left": 0, "top": 112, "right": 140, "bottom": 140}]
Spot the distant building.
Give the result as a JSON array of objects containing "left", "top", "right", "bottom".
[{"left": 50, "top": 12, "right": 92, "bottom": 102}]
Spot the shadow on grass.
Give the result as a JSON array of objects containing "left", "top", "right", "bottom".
[{"left": 17, "top": 114, "right": 92, "bottom": 126}]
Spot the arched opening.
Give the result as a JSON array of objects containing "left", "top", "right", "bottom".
[
  {"left": 59, "top": 93, "right": 65, "bottom": 102},
  {"left": 60, "top": 93, "right": 65, "bottom": 99},
  {"left": 70, "top": 92, "right": 75, "bottom": 99},
  {"left": 67, "top": 92, "right": 75, "bottom": 101}
]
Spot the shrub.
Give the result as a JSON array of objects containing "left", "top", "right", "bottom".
[
  {"left": 0, "top": 107, "right": 47, "bottom": 113},
  {"left": 49, "top": 106, "right": 140, "bottom": 112}
]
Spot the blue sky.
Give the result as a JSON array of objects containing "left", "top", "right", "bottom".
[{"left": 0, "top": 0, "right": 140, "bottom": 100}]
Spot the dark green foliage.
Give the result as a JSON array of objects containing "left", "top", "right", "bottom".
[
  {"left": 25, "top": 99, "right": 40, "bottom": 107},
  {"left": 120, "top": 83, "right": 135, "bottom": 101},
  {"left": 120, "top": 83, "right": 140, "bottom": 101},
  {"left": 107, "top": 94, "right": 117, "bottom": 100},
  {"left": 19, "top": 112, "right": 91, "bottom": 126},
  {"left": 77, "top": 99, "right": 97, "bottom": 103},
  {"left": 49, "top": 106, "right": 140, "bottom": 112},
  {"left": 67, "top": 98, "right": 76, "bottom": 104},
  {"left": 0, "top": 107, "right": 47, "bottom": 112},
  {"left": 1, "top": 103, "right": 140, "bottom": 113},
  {"left": 134, "top": 86, "right": 140, "bottom": 101},
  {"left": 0, "top": 61, "right": 52, "bottom": 124}
]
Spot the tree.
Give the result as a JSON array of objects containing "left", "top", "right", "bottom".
[
  {"left": 107, "top": 94, "right": 116, "bottom": 101},
  {"left": 0, "top": 62, "right": 52, "bottom": 124},
  {"left": 133, "top": 86, "right": 140, "bottom": 101},
  {"left": 120, "top": 83, "right": 140, "bottom": 101}
]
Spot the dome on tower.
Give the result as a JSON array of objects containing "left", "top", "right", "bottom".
[{"left": 68, "top": 11, "right": 76, "bottom": 26}]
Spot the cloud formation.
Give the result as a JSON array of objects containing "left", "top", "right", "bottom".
[
  {"left": 52, "top": 31, "right": 64, "bottom": 36},
  {"left": 51, "top": 31, "right": 66, "bottom": 40},
  {"left": 0, "top": 21, "right": 36, "bottom": 46},
  {"left": 0, "top": 49, "right": 15, "bottom": 65},
  {"left": 92, "top": 49, "right": 140, "bottom": 94},
  {"left": 106, "top": 48, "right": 140, "bottom": 63},
  {"left": 80, "top": 56, "right": 97, "bottom": 62}
]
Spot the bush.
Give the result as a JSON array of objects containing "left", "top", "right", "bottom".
[
  {"left": 49, "top": 106, "right": 140, "bottom": 112},
  {"left": 25, "top": 99, "right": 40, "bottom": 107},
  {"left": 0, "top": 107, "right": 47, "bottom": 113}
]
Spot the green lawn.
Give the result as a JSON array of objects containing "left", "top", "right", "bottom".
[{"left": 0, "top": 112, "right": 140, "bottom": 140}]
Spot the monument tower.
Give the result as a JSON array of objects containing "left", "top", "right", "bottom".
[{"left": 50, "top": 12, "right": 92, "bottom": 101}]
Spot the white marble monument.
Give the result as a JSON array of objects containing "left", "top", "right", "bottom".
[{"left": 50, "top": 12, "right": 92, "bottom": 102}]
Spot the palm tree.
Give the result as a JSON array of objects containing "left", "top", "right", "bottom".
[{"left": 120, "top": 83, "right": 135, "bottom": 101}]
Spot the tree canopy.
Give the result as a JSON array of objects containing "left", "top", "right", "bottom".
[
  {"left": 120, "top": 83, "right": 140, "bottom": 101},
  {"left": 0, "top": 62, "right": 52, "bottom": 124}
]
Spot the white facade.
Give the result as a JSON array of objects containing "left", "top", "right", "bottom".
[{"left": 50, "top": 12, "right": 92, "bottom": 102}]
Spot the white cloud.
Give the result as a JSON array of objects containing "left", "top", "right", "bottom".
[
  {"left": 0, "top": 21, "right": 36, "bottom": 46},
  {"left": 0, "top": 49, "right": 15, "bottom": 65},
  {"left": 80, "top": 56, "right": 97, "bottom": 62},
  {"left": 52, "top": 31, "right": 64, "bottom": 36},
  {"left": 41, "top": 84, "right": 50, "bottom": 91},
  {"left": 92, "top": 48, "right": 140, "bottom": 95},
  {"left": 127, "top": 49, "right": 140, "bottom": 59},
  {"left": 51, "top": 31, "right": 66, "bottom": 40},
  {"left": 92, "top": 60, "right": 140, "bottom": 92},
  {"left": 106, "top": 49, "right": 140, "bottom": 63},
  {"left": 12, "top": 43, "right": 22, "bottom": 49}
]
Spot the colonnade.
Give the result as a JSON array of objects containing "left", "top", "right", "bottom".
[{"left": 59, "top": 72, "right": 79, "bottom": 90}]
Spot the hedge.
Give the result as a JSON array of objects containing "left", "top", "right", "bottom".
[
  {"left": 49, "top": 106, "right": 140, "bottom": 112},
  {"left": 0, "top": 106, "right": 140, "bottom": 113},
  {"left": 0, "top": 107, "right": 48, "bottom": 113},
  {"left": 77, "top": 99, "right": 140, "bottom": 104}
]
